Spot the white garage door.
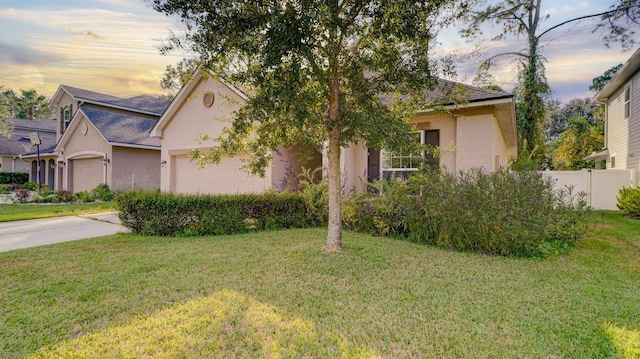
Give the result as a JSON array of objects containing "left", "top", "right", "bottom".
[
  {"left": 71, "top": 158, "right": 103, "bottom": 193},
  {"left": 173, "top": 155, "right": 268, "bottom": 194}
]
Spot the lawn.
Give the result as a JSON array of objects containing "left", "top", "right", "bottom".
[
  {"left": 0, "top": 202, "right": 116, "bottom": 222},
  {"left": 0, "top": 212, "right": 638, "bottom": 358}
]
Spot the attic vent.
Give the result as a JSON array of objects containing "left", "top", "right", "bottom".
[{"left": 203, "top": 92, "right": 215, "bottom": 108}]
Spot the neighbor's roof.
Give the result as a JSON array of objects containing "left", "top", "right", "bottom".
[
  {"left": 596, "top": 48, "right": 640, "bottom": 102},
  {"left": 13, "top": 118, "right": 57, "bottom": 133},
  {"left": 82, "top": 107, "right": 160, "bottom": 147},
  {"left": 0, "top": 134, "right": 57, "bottom": 156},
  {"left": 54, "top": 85, "right": 171, "bottom": 116}
]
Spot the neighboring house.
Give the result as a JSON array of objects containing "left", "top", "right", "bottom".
[
  {"left": 153, "top": 72, "right": 516, "bottom": 194},
  {"left": 21, "top": 85, "right": 169, "bottom": 192},
  {"left": 590, "top": 48, "right": 640, "bottom": 171},
  {"left": 0, "top": 118, "right": 57, "bottom": 184},
  {"left": 151, "top": 71, "right": 321, "bottom": 194}
]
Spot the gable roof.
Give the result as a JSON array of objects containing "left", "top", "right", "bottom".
[
  {"left": 596, "top": 48, "right": 640, "bottom": 102},
  {"left": 81, "top": 108, "right": 160, "bottom": 148},
  {"left": 425, "top": 79, "right": 512, "bottom": 104},
  {"left": 151, "top": 70, "right": 248, "bottom": 137},
  {"left": 51, "top": 85, "right": 171, "bottom": 116}
]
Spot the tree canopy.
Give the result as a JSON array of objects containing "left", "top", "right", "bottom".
[{"left": 151, "top": 0, "right": 464, "bottom": 251}]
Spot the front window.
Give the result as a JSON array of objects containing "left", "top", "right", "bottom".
[
  {"left": 63, "top": 108, "right": 71, "bottom": 130},
  {"left": 624, "top": 86, "right": 631, "bottom": 119},
  {"left": 382, "top": 131, "right": 423, "bottom": 180},
  {"left": 611, "top": 155, "right": 616, "bottom": 169}
]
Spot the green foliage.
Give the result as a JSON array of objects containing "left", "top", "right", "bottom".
[
  {"left": 23, "top": 182, "right": 37, "bottom": 191},
  {"left": 74, "top": 191, "right": 96, "bottom": 203},
  {"left": 617, "top": 186, "right": 640, "bottom": 217},
  {"left": 116, "top": 191, "right": 312, "bottom": 236},
  {"left": 546, "top": 98, "right": 602, "bottom": 141},
  {"left": 549, "top": 116, "right": 604, "bottom": 170},
  {"left": 37, "top": 183, "right": 51, "bottom": 197},
  {"left": 296, "top": 168, "right": 328, "bottom": 227},
  {"left": 0, "top": 184, "right": 11, "bottom": 193},
  {"left": 91, "top": 184, "right": 114, "bottom": 202},
  {"left": 343, "top": 169, "right": 589, "bottom": 257},
  {"left": 56, "top": 190, "right": 74, "bottom": 203},
  {"left": 590, "top": 63, "right": 623, "bottom": 92},
  {"left": 0, "top": 172, "right": 28, "bottom": 185}
]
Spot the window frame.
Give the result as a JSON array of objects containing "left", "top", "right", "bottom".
[
  {"left": 63, "top": 107, "right": 71, "bottom": 130},
  {"left": 381, "top": 131, "right": 424, "bottom": 180},
  {"left": 624, "top": 85, "right": 631, "bottom": 119}
]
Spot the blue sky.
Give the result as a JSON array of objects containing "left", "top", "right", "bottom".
[{"left": 0, "top": 0, "right": 636, "bottom": 103}]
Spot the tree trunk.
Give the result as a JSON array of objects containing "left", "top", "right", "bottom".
[{"left": 324, "top": 69, "right": 344, "bottom": 252}]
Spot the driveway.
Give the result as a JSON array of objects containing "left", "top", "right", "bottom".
[{"left": 0, "top": 212, "right": 129, "bottom": 253}]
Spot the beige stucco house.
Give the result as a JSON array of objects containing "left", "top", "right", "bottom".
[
  {"left": 151, "top": 71, "right": 321, "bottom": 194},
  {"left": 590, "top": 48, "right": 640, "bottom": 170},
  {"left": 30, "top": 85, "right": 170, "bottom": 192},
  {"left": 338, "top": 80, "right": 518, "bottom": 192},
  {"left": 153, "top": 73, "right": 516, "bottom": 195}
]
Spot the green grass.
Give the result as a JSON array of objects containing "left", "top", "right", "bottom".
[
  {"left": 1, "top": 211, "right": 638, "bottom": 358},
  {"left": 0, "top": 202, "right": 116, "bottom": 222}
]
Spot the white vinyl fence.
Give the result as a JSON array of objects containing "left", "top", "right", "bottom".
[{"left": 542, "top": 169, "right": 637, "bottom": 210}]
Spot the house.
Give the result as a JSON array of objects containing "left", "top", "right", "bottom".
[
  {"left": 0, "top": 119, "right": 57, "bottom": 185},
  {"left": 151, "top": 71, "right": 321, "bottom": 194},
  {"left": 339, "top": 80, "right": 517, "bottom": 192},
  {"left": 153, "top": 72, "right": 516, "bottom": 194},
  {"left": 590, "top": 48, "right": 640, "bottom": 171},
  {"left": 20, "top": 86, "right": 170, "bottom": 192}
]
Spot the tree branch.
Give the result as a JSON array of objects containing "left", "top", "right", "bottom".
[{"left": 538, "top": 3, "right": 639, "bottom": 39}]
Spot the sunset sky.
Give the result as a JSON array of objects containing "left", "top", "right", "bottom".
[{"left": 0, "top": 0, "right": 636, "bottom": 103}]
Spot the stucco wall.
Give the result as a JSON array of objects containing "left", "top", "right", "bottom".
[
  {"left": 0, "top": 156, "right": 30, "bottom": 173},
  {"left": 50, "top": 90, "right": 77, "bottom": 141},
  {"left": 112, "top": 147, "right": 160, "bottom": 191}
]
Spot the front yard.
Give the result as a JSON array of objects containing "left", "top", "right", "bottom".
[
  {"left": 0, "top": 202, "right": 116, "bottom": 222},
  {"left": 0, "top": 212, "right": 638, "bottom": 358}
]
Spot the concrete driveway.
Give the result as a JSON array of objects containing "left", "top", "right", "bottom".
[{"left": 0, "top": 212, "right": 129, "bottom": 252}]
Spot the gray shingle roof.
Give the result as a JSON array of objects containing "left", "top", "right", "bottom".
[
  {"left": 61, "top": 85, "right": 170, "bottom": 115},
  {"left": 82, "top": 108, "right": 160, "bottom": 147},
  {"left": 13, "top": 118, "right": 57, "bottom": 133},
  {"left": 0, "top": 134, "right": 57, "bottom": 156},
  {"left": 378, "top": 78, "right": 512, "bottom": 106}
]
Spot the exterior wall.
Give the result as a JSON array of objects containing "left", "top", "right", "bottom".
[
  {"left": 271, "top": 147, "right": 322, "bottom": 191},
  {"left": 411, "top": 113, "right": 457, "bottom": 171},
  {"left": 111, "top": 147, "right": 160, "bottom": 191},
  {"left": 159, "top": 77, "right": 275, "bottom": 194},
  {"left": 0, "top": 156, "right": 30, "bottom": 173},
  {"left": 455, "top": 113, "right": 495, "bottom": 172},
  {"left": 606, "top": 68, "right": 640, "bottom": 170},
  {"left": 50, "top": 91, "right": 77, "bottom": 141},
  {"left": 57, "top": 116, "right": 111, "bottom": 192}
]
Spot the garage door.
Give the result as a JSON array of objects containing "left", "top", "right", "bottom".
[
  {"left": 71, "top": 158, "right": 103, "bottom": 193},
  {"left": 173, "top": 155, "right": 268, "bottom": 194}
]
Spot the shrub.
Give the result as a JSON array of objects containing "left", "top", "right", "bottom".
[
  {"left": 15, "top": 188, "right": 30, "bottom": 202},
  {"left": 0, "top": 184, "right": 11, "bottom": 193},
  {"left": 0, "top": 172, "right": 28, "bottom": 185},
  {"left": 617, "top": 186, "right": 640, "bottom": 217},
  {"left": 91, "top": 184, "right": 113, "bottom": 201},
  {"left": 297, "top": 168, "right": 328, "bottom": 226},
  {"left": 37, "top": 183, "right": 51, "bottom": 197},
  {"left": 74, "top": 191, "right": 96, "bottom": 203},
  {"left": 116, "top": 190, "right": 312, "bottom": 237},
  {"left": 56, "top": 190, "right": 74, "bottom": 203},
  {"left": 23, "top": 182, "right": 38, "bottom": 191},
  {"left": 343, "top": 168, "right": 589, "bottom": 257}
]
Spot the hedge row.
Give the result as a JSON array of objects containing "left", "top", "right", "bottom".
[
  {"left": 0, "top": 172, "right": 29, "bottom": 185},
  {"left": 116, "top": 191, "right": 311, "bottom": 236}
]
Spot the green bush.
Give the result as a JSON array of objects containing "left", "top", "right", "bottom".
[
  {"left": 91, "top": 184, "right": 113, "bottom": 201},
  {"left": 37, "top": 183, "right": 51, "bottom": 197},
  {"left": 0, "top": 172, "right": 28, "bottom": 185},
  {"left": 0, "top": 184, "right": 11, "bottom": 193},
  {"left": 74, "top": 191, "right": 96, "bottom": 203},
  {"left": 297, "top": 168, "right": 328, "bottom": 226},
  {"left": 56, "top": 190, "right": 74, "bottom": 203},
  {"left": 343, "top": 168, "right": 589, "bottom": 257},
  {"left": 23, "top": 182, "right": 38, "bottom": 191},
  {"left": 116, "top": 191, "right": 312, "bottom": 237},
  {"left": 617, "top": 186, "right": 640, "bottom": 217}
]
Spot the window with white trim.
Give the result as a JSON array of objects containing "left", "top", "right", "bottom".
[
  {"left": 63, "top": 108, "right": 71, "bottom": 130},
  {"left": 610, "top": 155, "right": 616, "bottom": 169},
  {"left": 381, "top": 129, "right": 440, "bottom": 180},
  {"left": 624, "top": 85, "right": 631, "bottom": 119}
]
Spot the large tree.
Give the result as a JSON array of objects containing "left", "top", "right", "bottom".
[
  {"left": 13, "top": 89, "right": 54, "bottom": 121},
  {"left": 462, "top": 0, "right": 639, "bottom": 167},
  {"left": 0, "top": 87, "right": 13, "bottom": 138},
  {"left": 150, "top": 0, "right": 463, "bottom": 251}
]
